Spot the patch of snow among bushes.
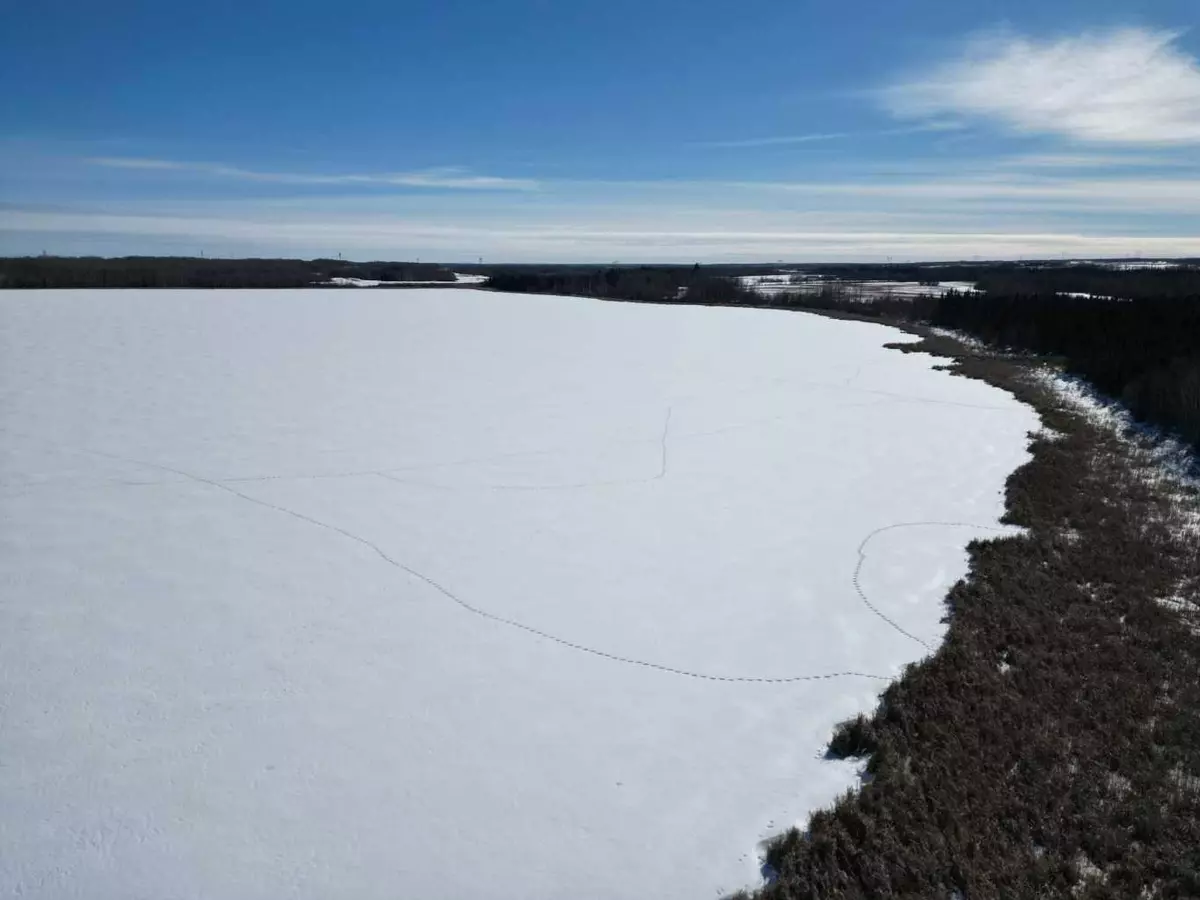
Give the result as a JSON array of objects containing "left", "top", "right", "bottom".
[
  {"left": 1029, "top": 369, "right": 1200, "bottom": 540},
  {"left": 926, "top": 327, "right": 989, "bottom": 351}
]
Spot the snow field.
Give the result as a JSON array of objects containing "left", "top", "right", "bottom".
[{"left": 0, "top": 288, "right": 1038, "bottom": 899}]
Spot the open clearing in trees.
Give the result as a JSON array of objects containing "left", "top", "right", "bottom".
[{"left": 0, "top": 288, "right": 1038, "bottom": 899}]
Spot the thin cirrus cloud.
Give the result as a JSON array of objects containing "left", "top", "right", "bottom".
[
  {"left": 5, "top": 206, "right": 1198, "bottom": 262},
  {"left": 693, "top": 123, "right": 959, "bottom": 149},
  {"left": 693, "top": 132, "right": 853, "bottom": 149},
  {"left": 85, "top": 156, "right": 539, "bottom": 190},
  {"left": 995, "top": 152, "right": 1195, "bottom": 169},
  {"left": 883, "top": 27, "right": 1200, "bottom": 145}
]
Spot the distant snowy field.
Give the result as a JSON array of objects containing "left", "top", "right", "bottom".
[
  {"left": 323, "top": 272, "right": 487, "bottom": 287},
  {"left": 1076, "top": 259, "right": 1181, "bottom": 270},
  {"left": 739, "top": 274, "right": 978, "bottom": 299},
  {"left": 0, "top": 289, "right": 1038, "bottom": 900}
]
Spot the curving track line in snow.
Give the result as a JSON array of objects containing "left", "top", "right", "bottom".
[
  {"left": 79, "top": 442, "right": 1015, "bottom": 685},
  {"left": 86, "top": 447, "right": 897, "bottom": 685},
  {"left": 852, "top": 521, "right": 1013, "bottom": 651}
]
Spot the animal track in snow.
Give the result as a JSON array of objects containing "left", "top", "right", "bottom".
[
  {"left": 89, "top": 446, "right": 896, "bottom": 685},
  {"left": 71, "top": 447, "right": 1013, "bottom": 685},
  {"left": 852, "top": 521, "right": 1012, "bottom": 651}
]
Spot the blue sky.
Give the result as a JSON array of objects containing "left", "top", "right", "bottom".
[{"left": 2, "top": 0, "right": 1199, "bottom": 261}]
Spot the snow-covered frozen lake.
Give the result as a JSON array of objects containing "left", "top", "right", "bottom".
[{"left": 0, "top": 288, "right": 1037, "bottom": 900}]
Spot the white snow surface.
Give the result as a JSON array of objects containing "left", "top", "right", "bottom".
[{"left": 0, "top": 289, "right": 1038, "bottom": 900}]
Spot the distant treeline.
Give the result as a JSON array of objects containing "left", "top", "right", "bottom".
[
  {"left": 486, "top": 265, "right": 761, "bottom": 305},
  {"left": 973, "top": 266, "right": 1200, "bottom": 301},
  {"left": 0, "top": 256, "right": 456, "bottom": 289},
  {"left": 933, "top": 292, "right": 1200, "bottom": 447},
  {"left": 779, "top": 267, "right": 1200, "bottom": 452}
]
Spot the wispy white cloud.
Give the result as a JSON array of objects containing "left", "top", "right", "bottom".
[
  {"left": 694, "top": 132, "right": 852, "bottom": 149},
  {"left": 693, "top": 123, "right": 959, "bottom": 149},
  {"left": 4, "top": 139, "right": 1196, "bottom": 260},
  {"left": 883, "top": 28, "right": 1200, "bottom": 145},
  {"left": 995, "top": 152, "right": 1192, "bottom": 169},
  {"left": 85, "top": 157, "right": 539, "bottom": 190},
  {"left": 4, "top": 198, "right": 1197, "bottom": 262},
  {"left": 751, "top": 175, "right": 1200, "bottom": 206}
]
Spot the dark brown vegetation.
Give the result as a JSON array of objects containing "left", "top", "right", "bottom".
[
  {"left": 0, "top": 256, "right": 455, "bottom": 289},
  {"left": 737, "top": 331, "right": 1200, "bottom": 900}
]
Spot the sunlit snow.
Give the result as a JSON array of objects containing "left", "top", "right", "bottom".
[{"left": 0, "top": 288, "right": 1037, "bottom": 900}]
